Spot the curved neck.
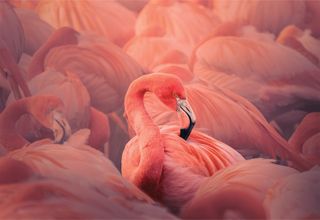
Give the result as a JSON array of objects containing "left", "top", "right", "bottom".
[
  {"left": 124, "top": 82, "right": 164, "bottom": 199},
  {"left": 28, "top": 28, "right": 79, "bottom": 79},
  {"left": 125, "top": 88, "right": 158, "bottom": 135},
  {"left": 0, "top": 99, "right": 29, "bottom": 151}
]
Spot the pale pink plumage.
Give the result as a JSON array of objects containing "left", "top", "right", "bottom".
[
  {"left": 36, "top": 0, "right": 136, "bottom": 46},
  {"left": 191, "top": 36, "right": 320, "bottom": 121},
  {"left": 264, "top": 166, "right": 320, "bottom": 219},
  {"left": 212, "top": 0, "right": 306, "bottom": 34},
  {"left": 0, "top": 1, "right": 24, "bottom": 62},
  {"left": 181, "top": 158, "right": 298, "bottom": 219},
  {"left": 289, "top": 112, "right": 320, "bottom": 166},
  {"left": 121, "top": 73, "right": 244, "bottom": 213},
  {"left": 14, "top": 8, "right": 54, "bottom": 55},
  {"left": 0, "top": 130, "right": 177, "bottom": 219},
  {"left": 135, "top": 0, "right": 220, "bottom": 52}
]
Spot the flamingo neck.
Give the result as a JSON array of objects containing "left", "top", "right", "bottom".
[
  {"left": 28, "top": 30, "right": 78, "bottom": 79},
  {"left": 126, "top": 89, "right": 158, "bottom": 135},
  {"left": 0, "top": 99, "right": 29, "bottom": 150},
  {"left": 124, "top": 85, "right": 164, "bottom": 198}
]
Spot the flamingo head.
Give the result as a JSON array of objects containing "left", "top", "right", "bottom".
[
  {"left": 152, "top": 73, "right": 196, "bottom": 140},
  {"left": 27, "top": 95, "right": 71, "bottom": 144}
]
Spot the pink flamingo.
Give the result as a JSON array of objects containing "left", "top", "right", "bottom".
[
  {"left": 181, "top": 158, "right": 298, "bottom": 219},
  {"left": 35, "top": 0, "right": 136, "bottom": 47},
  {"left": 124, "top": 35, "right": 189, "bottom": 71},
  {"left": 1, "top": 37, "right": 109, "bottom": 151},
  {"left": 28, "top": 27, "right": 144, "bottom": 114},
  {"left": 0, "top": 95, "right": 71, "bottom": 151},
  {"left": 211, "top": 0, "right": 306, "bottom": 35},
  {"left": 144, "top": 80, "right": 310, "bottom": 168},
  {"left": 191, "top": 35, "right": 320, "bottom": 122},
  {"left": 0, "top": 130, "right": 177, "bottom": 219},
  {"left": 135, "top": 0, "right": 220, "bottom": 51},
  {"left": 121, "top": 73, "right": 244, "bottom": 213}
]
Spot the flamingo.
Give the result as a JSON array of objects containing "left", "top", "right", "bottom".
[
  {"left": 211, "top": 0, "right": 306, "bottom": 35},
  {"left": 0, "top": 130, "right": 177, "bottom": 219},
  {"left": 0, "top": 1, "right": 24, "bottom": 62},
  {"left": 144, "top": 80, "right": 311, "bottom": 168},
  {"left": 0, "top": 95, "right": 71, "bottom": 151},
  {"left": 135, "top": 0, "right": 220, "bottom": 52},
  {"left": 1, "top": 37, "right": 109, "bottom": 151},
  {"left": 6, "top": 70, "right": 91, "bottom": 140},
  {"left": 289, "top": 112, "right": 320, "bottom": 165},
  {"left": 35, "top": 0, "right": 136, "bottom": 47},
  {"left": 181, "top": 158, "right": 298, "bottom": 219},
  {"left": 124, "top": 35, "right": 189, "bottom": 71},
  {"left": 121, "top": 73, "right": 244, "bottom": 213},
  {"left": 191, "top": 36, "right": 320, "bottom": 122},
  {"left": 28, "top": 27, "right": 145, "bottom": 114},
  {"left": 14, "top": 8, "right": 54, "bottom": 55},
  {"left": 7, "top": 70, "right": 110, "bottom": 151}
]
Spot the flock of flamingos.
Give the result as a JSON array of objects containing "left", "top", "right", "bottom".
[{"left": 0, "top": 0, "right": 320, "bottom": 219}]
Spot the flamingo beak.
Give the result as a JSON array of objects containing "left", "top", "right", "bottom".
[
  {"left": 176, "top": 98, "right": 196, "bottom": 140},
  {"left": 52, "top": 111, "right": 72, "bottom": 144}
]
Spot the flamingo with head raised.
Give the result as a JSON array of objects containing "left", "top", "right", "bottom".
[{"left": 121, "top": 73, "right": 244, "bottom": 213}]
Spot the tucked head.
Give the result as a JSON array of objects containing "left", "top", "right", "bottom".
[{"left": 25, "top": 95, "right": 71, "bottom": 144}]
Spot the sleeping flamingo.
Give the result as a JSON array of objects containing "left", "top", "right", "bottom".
[
  {"left": 0, "top": 130, "right": 177, "bottom": 219},
  {"left": 28, "top": 27, "right": 145, "bottom": 114},
  {"left": 124, "top": 35, "right": 189, "bottom": 71},
  {"left": 181, "top": 158, "right": 298, "bottom": 219},
  {"left": 1, "top": 37, "right": 109, "bottom": 151},
  {"left": 191, "top": 36, "right": 320, "bottom": 122},
  {"left": 36, "top": 0, "right": 136, "bottom": 47},
  {"left": 135, "top": 0, "right": 220, "bottom": 52},
  {"left": 211, "top": 0, "right": 306, "bottom": 35},
  {"left": 0, "top": 95, "right": 71, "bottom": 151},
  {"left": 121, "top": 73, "right": 244, "bottom": 213}
]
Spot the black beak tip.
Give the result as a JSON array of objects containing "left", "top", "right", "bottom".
[{"left": 179, "top": 122, "right": 195, "bottom": 140}]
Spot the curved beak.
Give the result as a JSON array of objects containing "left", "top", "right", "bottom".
[
  {"left": 52, "top": 111, "right": 72, "bottom": 144},
  {"left": 176, "top": 98, "right": 196, "bottom": 140}
]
